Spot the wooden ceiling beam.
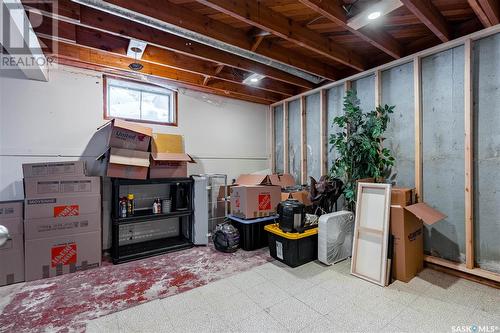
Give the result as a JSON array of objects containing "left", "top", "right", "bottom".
[
  {"left": 196, "top": 0, "right": 366, "bottom": 71},
  {"left": 299, "top": 0, "right": 403, "bottom": 59},
  {"left": 478, "top": 0, "right": 500, "bottom": 25},
  {"left": 468, "top": 0, "right": 493, "bottom": 27},
  {"left": 400, "top": 0, "right": 451, "bottom": 42},
  {"left": 42, "top": 38, "right": 284, "bottom": 104},
  {"left": 103, "top": 0, "right": 341, "bottom": 80}
]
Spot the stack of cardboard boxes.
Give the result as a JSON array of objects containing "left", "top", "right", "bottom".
[
  {"left": 99, "top": 120, "right": 193, "bottom": 179},
  {"left": 0, "top": 201, "right": 24, "bottom": 286},
  {"left": 23, "top": 161, "right": 102, "bottom": 281}
]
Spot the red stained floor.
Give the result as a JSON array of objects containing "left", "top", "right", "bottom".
[{"left": 0, "top": 245, "right": 272, "bottom": 333}]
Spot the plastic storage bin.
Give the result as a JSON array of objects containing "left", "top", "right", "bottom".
[
  {"left": 264, "top": 223, "right": 318, "bottom": 267},
  {"left": 227, "top": 215, "right": 278, "bottom": 251}
]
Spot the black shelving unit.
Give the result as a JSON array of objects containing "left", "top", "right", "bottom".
[{"left": 111, "top": 177, "right": 194, "bottom": 264}]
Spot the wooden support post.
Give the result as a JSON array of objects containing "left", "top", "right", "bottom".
[
  {"left": 300, "top": 96, "right": 307, "bottom": 185},
  {"left": 319, "top": 89, "right": 328, "bottom": 176},
  {"left": 375, "top": 70, "right": 382, "bottom": 107},
  {"left": 464, "top": 39, "right": 475, "bottom": 269},
  {"left": 283, "top": 102, "right": 289, "bottom": 174},
  {"left": 270, "top": 105, "right": 276, "bottom": 173},
  {"left": 414, "top": 56, "right": 423, "bottom": 202},
  {"left": 344, "top": 80, "right": 352, "bottom": 93}
]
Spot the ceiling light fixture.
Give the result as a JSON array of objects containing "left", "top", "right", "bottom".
[
  {"left": 127, "top": 40, "right": 147, "bottom": 71},
  {"left": 243, "top": 73, "right": 265, "bottom": 85},
  {"left": 368, "top": 11, "right": 381, "bottom": 20}
]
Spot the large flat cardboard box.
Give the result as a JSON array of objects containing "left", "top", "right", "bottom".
[
  {"left": 24, "top": 176, "right": 101, "bottom": 199},
  {"left": 0, "top": 233, "right": 24, "bottom": 286},
  {"left": 22, "top": 161, "right": 86, "bottom": 179},
  {"left": 231, "top": 185, "right": 281, "bottom": 219},
  {"left": 24, "top": 231, "right": 101, "bottom": 282},
  {"left": 105, "top": 148, "right": 150, "bottom": 180},
  {"left": 0, "top": 201, "right": 24, "bottom": 286},
  {"left": 390, "top": 200, "right": 447, "bottom": 283},
  {"left": 149, "top": 133, "right": 194, "bottom": 179},
  {"left": 24, "top": 194, "right": 101, "bottom": 220},
  {"left": 24, "top": 213, "right": 101, "bottom": 240},
  {"left": 101, "top": 119, "right": 152, "bottom": 151}
]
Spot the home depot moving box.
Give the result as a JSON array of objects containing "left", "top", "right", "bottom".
[
  {"left": 390, "top": 188, "right": 446, "bottom": 282},
  {"left": 231, "top": 175, "right": 281, "bottom": 219},
  {"left": 149, "top": 133, "right": 195, "bottom": 178},
  {"left": 101, "top": 119, "right": 152, "bottom": 151},
  {"left": 23, "top": 161, "right": 86, "bottom": 178},
  {"left": 24, "top": 231, "right": 101, "bottom": 281},
  {"left": 0, "top": 201, "right": 24, "bottom": 286},
  {"left": 104, "top": 147, "right": 150, "bottom": 180}
]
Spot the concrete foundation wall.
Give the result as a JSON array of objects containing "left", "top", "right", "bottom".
[
  {"left": 382, "top": 62, "right": 415, "bottom": 188},
  {"left": 422, "top": 46, "right": 465, "bottom": 263},
  {"left": 326, "top": 86, "right": 344, "bottom": 174},
  {"left": 352, "top": 75, "right": 375, "bottom": 113},
  {"left": 306, "top": 93, "right": 321, "bottom": 181},
  {"left": 288, "top": 99, "right": 301, "bottom": 183},
  {"left": 473, "top": 34, "right": 500, "bottom": 273}
]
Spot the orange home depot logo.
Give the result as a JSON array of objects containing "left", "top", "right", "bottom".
[
  {"left": 51, "top": 243, "right": 77, "bottom": 267},
  {"left": 53, "top": 205, "right": 80, "bottom": 217},
  {"left": 258, "top": 193, "right": 271, "bottom": 211}
]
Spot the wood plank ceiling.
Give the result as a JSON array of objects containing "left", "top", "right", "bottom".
[{"left": 25, "top": 0, "right": 497, "bottom": 104}]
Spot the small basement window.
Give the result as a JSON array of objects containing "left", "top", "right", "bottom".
[{"left": 104, "top": 76, "right": 177, "bottom": 126}]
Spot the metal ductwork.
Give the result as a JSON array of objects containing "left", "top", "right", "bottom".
[{"left": 71, "top": 0, "right": 324, "bottom": 84}]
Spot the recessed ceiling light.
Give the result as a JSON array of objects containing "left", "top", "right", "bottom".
[
  {"left": 368, "top": 11, "right": 381, "bottom": 20},
  {"left": 243, "top": 73, "right": 265, "bottom": 85}
]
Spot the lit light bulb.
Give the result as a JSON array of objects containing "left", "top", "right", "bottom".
[
  {"left": 250, "top": 77, "right": 259, "bottom": 83},
  {"left": 368, "top": 11, "right": 381, "bottom": 20}
]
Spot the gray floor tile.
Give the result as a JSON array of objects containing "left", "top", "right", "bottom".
[{"left": 266, "top": 297, "right": 322, "bottom": 332}]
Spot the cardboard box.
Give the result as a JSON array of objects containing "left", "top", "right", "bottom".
[
  {"left": 230, "top": 185, "right": 281, "bottom": 219},
  {"left": 24, "top": 194, "right": 101, "bottom": 220},
  {"left": 105, "top": 147, "right": 150, "bottom": 180},
  {"left": 24, "top": 231, "right": 101, "bottom": 281},
  {"left": 22, "top": 161, "right": 86, "bottom": 179},
  {"left": 149, "top": 133, "right": 194, "bottom": 179},
  {"left": 24, "top": 213, "right": 101, "bottom": 240},
  {"left": 281, "top": 190, "right": 312, "bottom": 206},
  {"left": 390, "top": 202, "right": 447, "bottom": 282},
  {"left": 102, "top": 119, "right": 152, "bottom": 151},
  {"left": 24, "top": 176, "right": 101, "bottom": 199},
  {"left": 235, "top": 174, "right": 272, "bottom": 186},
  {"left": 0, "top": 201, "right": 24, "bottom": 286},
  {"left": 391, "top": 187, "right": 415, "bottom": 207},
  {"left": 269, "top": 174, "right": 295, "bottom": 188},
  {"left": 0, "top": 201, "right": 23, "bottom": 221},
  {"left": 0, "top": 234, "right": 25, "bottom": 286}
]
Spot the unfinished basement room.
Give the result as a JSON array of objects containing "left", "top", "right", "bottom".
[{"left": 0, "top": 0, "right": 500, "bottom": 332}]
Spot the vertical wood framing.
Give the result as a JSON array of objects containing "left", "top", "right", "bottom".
[
  {"left": 300, "top": 96, "right": 307, "bottom": 184},
  {"left": 344, "top": 80, "right": 352, "bottom": 93},
  {"left": 375, "top": 70, "right": 382, "bottom": 107},
  {"left": 319, "top": 89, "right": 328, "bottom": 176},
  {"left": 270, "top": 105, "right": 275, "bottom": 173},
  {"left": 464, "top": 39, "right": 475, "bottom": 269},
  {"left": 414, "top": 56, "right": 423, "bottom": 202},
  {"left": 283, "top": 101, "right": 289, "bottom": 174}
]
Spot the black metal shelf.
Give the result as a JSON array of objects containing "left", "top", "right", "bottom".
[
  {"left": 113, "top": 209, "right": 193, "bottom": 225},
  {"left": 112, "top": 236, "right": 193, "bottom": 264},
  {"left": 111, "top": 177, "right": 194, "bottom": 264}
]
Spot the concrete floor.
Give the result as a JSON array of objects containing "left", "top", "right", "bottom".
[{"left": 86, "top": 260, "right": 500, "bottom": 333}]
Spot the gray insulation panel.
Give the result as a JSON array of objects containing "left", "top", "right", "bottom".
[
  {"left": 421, "top": 46, "right": 465, "bottom": 263},
  {"left": 326, "top": 86, "right": 344, "bottom": 175},
  {"left": 306, "top": 93, "right": 321, "bottom": 181},
  {"left": 382, "top": 62, "right": 415, "bottom": 188},
  {"left": 352, "top": 75, "right": 375, "bottom": 113},
  {"left": 473, "top": 34, "right": 500, "bottom": 273},
  {"left": 318, "top": 211, "right": 354, "bottom": 265},
  {"left": 274, "top": 104, "right": 284, "bottom": 173},
  {"left": 288, "top": 99, "right": 301, "bottom": 183}
]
